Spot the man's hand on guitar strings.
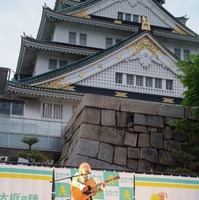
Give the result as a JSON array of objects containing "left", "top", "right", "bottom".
[{"left": 82, "top": 186, "right": 89, "bottom": 193}]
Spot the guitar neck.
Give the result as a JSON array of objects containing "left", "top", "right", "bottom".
[{"left": 93, "top": 176, "right": 119, "bottom": 189}]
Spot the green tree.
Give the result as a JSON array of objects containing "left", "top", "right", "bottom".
[
  {"left": 177, "top": 54, "right": 199, "bottom": 117},
  {"left": 168, "top": 54, "right": 199, "bottom": 174},
  {"left": 18, "top": 137, "right": 48, "bottom": 164},
  {"left": 21, "top": 137, "right": 39, "bottom": 150}
]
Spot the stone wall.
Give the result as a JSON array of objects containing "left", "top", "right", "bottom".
[{"left": 59, "top": 94, "right": 193, "bottom": 172}]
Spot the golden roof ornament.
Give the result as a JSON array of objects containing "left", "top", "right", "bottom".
[
  {"left": 141, "top": 16, "right": 151, "bottom": 31},
  {"left": 22, "top": 32, "right": 27, "bottom": 38}
]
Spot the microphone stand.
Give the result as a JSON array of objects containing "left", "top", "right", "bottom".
[
  {"left": 50, "top": 172, "right": 91, "bottom": 200},
  {"left": 49, "top": 172, "right": 91, "bottom": 183}
]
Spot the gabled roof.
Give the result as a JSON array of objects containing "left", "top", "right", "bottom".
[
  {"left": 8, "top": 80, "right": 84, "bottom": 101},
  {"left": 16, "top": 35, "right": 100, "bottom": 77},
  {"left": 53, "top": 0, "right": 198, "bottom": 37},
  {"left": 54, "top": 0, "right": 86, "bottom": 11},
  {"left": 37, "top": 7, "right": 136, "bottom": 40},
  {"left": 37, "top": 6, "right": 199, "bottom": 44},
  {"left": 57, "top": 0, "right": 102, "bottom": 13},
  {"left": 17, "top": 31, "right": 178, "bottom": 86}
]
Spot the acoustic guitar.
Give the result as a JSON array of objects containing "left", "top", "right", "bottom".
[{"left": 71, "top": 175, "right": 120, "bottom": 200}]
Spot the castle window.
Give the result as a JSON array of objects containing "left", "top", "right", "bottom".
[
  {"left": 116, "top": 39, "right": 122, "bottom": 44},
  {"left": 118, "top": 12, "right": 123, "bottom": 20},
  {"left": 145, "top": 77, "right": 153, "bottom": 87},
  {"left": 127, "top": 74, "right": 134, "bottom": 85},
  {"left": 136, "top": 76, "right": 143, "bottom": 86},
  {"left": 54, "top": 104, "right": 63, "bottom": 119},
  {"left": 106, "top": 37, "right": 113, "bottom": 48},
  {"left": 42, "top": 103, "right": 63, "bottom": 119},
  {"left": 49, "top": 59, "right": 57, "bottom": 70},
  {"left": 133, "top": 15, "right": 139, "bottom": 23},
  {"left": 166, "top": 79, "right": 173, "bottom": 90},
  {"left": 12, "top": 102, "right": 24, "bottom": 116},
  {"left": 125, "top": 13, "right": 131, "bottom": 21},
  {"left": 59, "top": 60, "right": 68, "bottom": 68},
  {"left": 0, "top": 100, "right": 24, "bottom": 116},
  {"left": 115, "top": 72, "right": 123, "bottom": 84},
  {"left": 183, "top": 49, "right": 190, "bottom": 59},
  {"left": 43, "top": 103, "right": 52, "bottom": 118},
  {"left": 155, "top": 78, "right": 162, "bottom": 89},
  {"left": 80, "top": 33, "right": 87, "bottom": 46},
  {"left": 69, "top": 32, "right": 76, "bottom": 44},
  {"left": 174, "top": 48, "right": 181, "bottom": 59}
]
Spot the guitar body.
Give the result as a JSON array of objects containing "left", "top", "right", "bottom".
[
  {"left": 71, "top": 175, "right": 120, "bottom": 200},
  {"left": 71, "top": 179, "right": 97, "bottom": 200}
]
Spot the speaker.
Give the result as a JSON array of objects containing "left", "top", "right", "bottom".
[{"left": 0, "top": 67, "right": 10, "bottom": 95}]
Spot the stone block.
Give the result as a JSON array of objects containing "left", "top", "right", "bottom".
[
  {"left": 98, "top": 143, "right": 114, "bottom": 163},
  {"left": 147, "top": 127, "right": 158, "bottom": 132},
  {"left": 158, "top": 104, "right": 184, "bottom": 118},
  {"left": 142, "top": 148, "right": 158, "bottom": 163},
  {"left": 150, "top": 132, "right": 163, "bottom": 149},
  {"left": 138, "top": 134, "right": 149, "bottom": 147},
  {"left": 121, "top": 99, "right": 158, "bottom": 115},
  {"left": 80, "top": 107, "right": 101, "bottom": 125},
  {"left": 79, "top": 123, "right": 100, "bottom": 141},
  {"left": 116, "top": 111, "right": 128, "bottom": 127},
  {"left": 82, "top": 93, "right": 120, "bottom": 110},
  {"left": 100, "top": 127, "right": 124, "bottom": 146},
  {"left": 127, "top": 159, "right": 138, "bottom": 170},
  {"left": 77, "top": 138, "right": 99, "bottom": 158},
  {"left": 137, "top": 159, "right": 154, "bottom": 172},
  {"left": 124, "top": 132, "right": 138, "bottom": 147},
  {"left": 134, "top": 114, "right": 164, "bottom": 128},
  {"left": 64, "top": 144, "right": 78, "bottom": 166},
  {"left": 127, "top": 147, "right": 140, "bottom": 159},
  {"left": 101, "top": 110, "right": 116, "bottom": 126},
  {"left": 114, "top": 147, "right": 127, "bottom": 166},
  {"left": 134, "top": 125, "right": 148, "bottom": 133},
  {"left": 166, "top": 140, "right": 182, "bottom": 152},
  {"left": 163, "top": 126, "right": 173, "bottom": 140},
  {"left": 159, "top": 150, "right": 175, "bottom": 166}
]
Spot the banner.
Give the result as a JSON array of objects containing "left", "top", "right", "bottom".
[
  {"left": 0, "top": 165, "right": 53, "bottom": 200},
  {"left": 1, "top": 164, "right": 199, "bottom": 200},
  {"left": 53, "top": 168, "right": 134, "bottom": 200},
  {"left": 53, "top": 167, "right": 71, "bottom": 199},
  {"left": 135, "top": 173, "right": 199, "bottom": 200}
]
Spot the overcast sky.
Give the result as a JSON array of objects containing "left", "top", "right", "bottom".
[{"left": 0, "top": 0, "right": 199, "bottom": 79}]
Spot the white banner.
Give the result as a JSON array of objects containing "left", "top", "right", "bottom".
[
  {"left": 53, "top": 168, "right": 133, "bottom": 200},
  {"left": 2, "top": 164, "right": 199, "bottom": 200},
  {"left": 0, "top": 165, "right": 53, "bottom": 200},
  {"left": 135, "top": 173, "right": 199, "bottom": 200}
]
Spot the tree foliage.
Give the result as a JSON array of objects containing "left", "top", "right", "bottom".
[
  {"left": 21, "top": 137, "right": 39, "bottom": 150},
  {"left": 18, "top": 150, "right": 47, "bottom": 164},
  {"left": 168, "top": 54, "right": 199, "bottom": 175},
  {"left": 177, "top": 54, "right": 199, "bottom": 118},
  {"left": 18, "top": 137, "right": 47, "bottom": 164}
]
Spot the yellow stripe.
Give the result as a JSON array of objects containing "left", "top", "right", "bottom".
[
  {"left": 0, "top": 173, "right": 52, "bottom": 181},
  {"left": 135, "top": 182, "right": 199, "bottom": 189}
]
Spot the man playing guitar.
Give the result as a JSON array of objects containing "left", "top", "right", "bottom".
[{"left": 70, "top": 162, "right": 106, "bottom": 200}]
